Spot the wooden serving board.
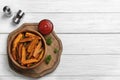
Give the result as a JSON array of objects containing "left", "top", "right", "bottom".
[{"left": 7, "top": 23, "right": 63, "bottom": 78}]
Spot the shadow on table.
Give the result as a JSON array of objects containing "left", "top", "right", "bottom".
[{"left": 0, "top": 13, "right": 19, "bottom": 27}]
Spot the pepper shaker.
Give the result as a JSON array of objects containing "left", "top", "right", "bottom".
[
  {"left": 3, "top": 6, "right": 12, "bottom": 17},
  {"left": 12, "top": 10, "right": 25, "bottom": 24}
]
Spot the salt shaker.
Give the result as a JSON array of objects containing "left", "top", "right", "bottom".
[
  {"left": 3, "top": 6, "right": 12, "bottom": 17},
  {"left": 13, "top": 10, "right": 25, "bottom": 24}
]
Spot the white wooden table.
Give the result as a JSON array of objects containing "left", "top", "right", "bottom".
[{"left": 1, "top": 0, "right": 120, "bottom": 80}]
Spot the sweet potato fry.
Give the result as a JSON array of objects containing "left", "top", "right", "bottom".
[
  {"left": 16, "top": 44, "right": 19, "bottom": 60},
  {"left": 35, "top": 54, "right": 40, "bottom": 59},
  {"left": 16, "top": 43, "right": 19, "bottom": 53},
  {"left": 38, "top": 50, "right": 44, "bottom": 61},
  {"left": 25, "top": 32, "right": 36, "bottom": 37},
  {"left": 34, "top": 48, "right": 43, "bottom": 59},
  {"left": 12, "top": 33, "right": 23, "bottom": 60},
  {"left": 25, "top": 32, "right": 41, "bottom": 39},
  {"left": 33, "top": 41, "right": 42, "bottom": 57},
  {"left": 18, "top": 43, "right": 23, "bottom": 63},
  {"left": 22, "top": 59, "right": 38, "bottom": 65},
  {"left": 21, "top": 46, "right": 26, "bottom": 64},
  {"left": 28, "top": 49, "right": 34, "bottom": 59},
  {"left": 12, "top": 33, "right": 23, "bottom": 51},
  {"left": 27, "top": 38, "right": 39, "bottom": 53},
  {"left": 19, "top": 37, "right": 34, "bottom": 42},
  {"left": 16, "top": 44, "right": 22, "bottom": 63},
  {"left": 11, "top": 32, "right": 45, "bottom": 67}
]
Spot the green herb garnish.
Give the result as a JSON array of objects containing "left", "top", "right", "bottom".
[
  {"left": 45, "top": 55, "right": 52, "bottom": 64},
  {"left": 22, "top": 35, "right": 25, "bottom": 39},
  {"left": 54, "top": 48, "right": 59, "bottom": 54},
  {"left": 46, "top": 37, "right": 52, "bottom": 45},
  {"left": 24, "top": 42, "right": 27, "bottom": 46},
  {"left": 30, "top": 64, "right": 35, "bottom": 66}
]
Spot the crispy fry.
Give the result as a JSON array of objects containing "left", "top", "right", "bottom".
[
  {"left": 34, "top": 47, "right": 43, "bottom": 59},
  {"left": 12, "top": 33, "right": 23, "bottom": 51},
  {"left": 16, "top": 43, "right": 19, "bottom": 52},
  {"left": 34, "top": 48, "right": 43, "bottom": 59},
  {"left": 27, "top": 38, "right": 38, "bottom": 53},
  {"left": 19, "top": 37, "right": 34, "bottom": 42},
  {"left": 25, "top": 32, "right": 41, "bottom": 39},
  {"left": 18, "top": 44, "right": 23, "bottom": 58},
  {"left": 18, "top": 43, "right": 23, "bottom": 63},
  {"left": 25, "top": 32, "right": 36, "bottom": 37},
  {"left": 12, "top": 32, "right": 45, "bottom": 67},
  {"left": 21, "top": 46, "right": 26, "bottom": 64},
  {"left": 35, "top": 49, "right": 42, "bottom": 59},
  {"left": 16, "top": 44, "right": 19, "bottom": 61},
  {"left": 38, "top": 50, "right": 44, "bottom": 61},
  {"left": 35, "top": 54, "right": 40, "bottom": 59},
  {"left": 33, "top": 41, "right": 42, "bottom": 57},
  {"left": 12, "top": 33, "right": 23, "bottom": 60},
  {"left": 28, "top": 49, "right": 34, "bottom": 59},
  {"left": 22, "top": 59, "right": 38, "bottom": 65}
]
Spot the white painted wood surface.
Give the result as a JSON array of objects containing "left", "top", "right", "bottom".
[{"left": 1, "top": 0, "right": 120, "bottom": 80}]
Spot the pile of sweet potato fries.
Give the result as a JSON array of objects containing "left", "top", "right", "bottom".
[{"left": 12, "top": 32, "right": 45, "bottom": 67}]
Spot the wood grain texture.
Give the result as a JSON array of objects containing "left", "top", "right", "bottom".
[
  {"left": 2, "top": 76, "right": 120, "bottom": 80},
  {"left": 1, "top": 0, "right": 120, "bottom": 12},
  {"left": 1, "top": 13, "right": 120, "bottom": 33},
  {"left": 1, "top": 0, "right": 120, "bottom": 79},
  {"left": 1, "top": 34, "right": 120, "bottom": 55},
  {"left": 2, "top": 55, "right": 120, "bottom": 76}
]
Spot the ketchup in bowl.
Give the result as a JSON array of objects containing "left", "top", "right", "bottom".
[{"left": 38, "top": 19, "right": 53, "bottom": 35}]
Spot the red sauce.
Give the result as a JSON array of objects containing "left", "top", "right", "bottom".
[{"left": 38, "top": 19, "right": 53, "bottom": 35}]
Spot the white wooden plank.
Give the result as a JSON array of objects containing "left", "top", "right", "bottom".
[
  {"left": 0, "top": 76, "right": 87, "bottom": 80},
  {"left": 1, "top": 0, "right": 120, "bottom": 12},
  {"left": 60, "top": 34, "right": 120, "bottom": 55},
  {"left": 1, "top": 34, "right": 120, "bottom": 54},
  {"left": 1, "top": 76, "right": 120, "bottom": 80},
  {"left": 1, "top": 13, "right": 120, "bottom": 33},
  {"left": 1, "top": 55, "right": 120, "bottom": 76}
]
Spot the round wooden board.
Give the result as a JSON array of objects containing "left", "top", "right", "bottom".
[{"left": 7, "top": 23, "right": 63, "bottom": 78}]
